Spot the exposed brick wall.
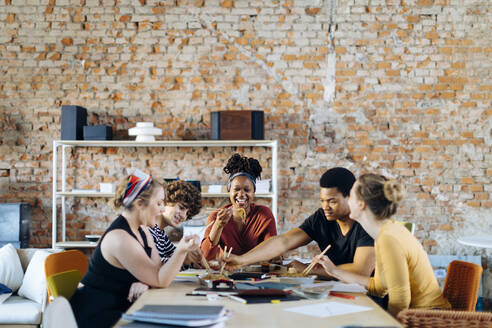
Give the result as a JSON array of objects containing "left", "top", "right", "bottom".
[{"left": 1, "top": 0, "right": 490, "bottom": 296}]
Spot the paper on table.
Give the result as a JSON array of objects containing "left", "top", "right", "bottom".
[
  {"left": 284, "top": 301, "right": 372, "bottom": 318},
  {"left": 300, "top": 281, "right": 367, "bottom": 293},
  {"left": 330, "top": 282, "right": 367, "bottom": 293}
]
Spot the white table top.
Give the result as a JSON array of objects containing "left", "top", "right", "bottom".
[
  {"left": 116, "top": 281, "right": 402, "bottom": 328},
  {"left": 458, "top": 235, "right": 492, "bottom": 248}
]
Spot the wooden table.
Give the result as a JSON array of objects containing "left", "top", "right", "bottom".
[{"left": 116, "top": 281, "right": 402, "bottom": 327}]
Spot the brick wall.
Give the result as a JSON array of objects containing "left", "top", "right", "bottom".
[{"left": 1, "top": 0, "right": 490, "bottom": 297}]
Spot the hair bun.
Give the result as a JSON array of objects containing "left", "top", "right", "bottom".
[
  {"left": 383, "top": 180, "right": 404, "bottom": 203},
  {"left": 223, "top": 153, "right": 262, "bottom": 179}
]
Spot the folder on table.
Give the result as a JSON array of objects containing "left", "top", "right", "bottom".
[{"left": 122, "top": 305, "right": 228, "bottom": 327}]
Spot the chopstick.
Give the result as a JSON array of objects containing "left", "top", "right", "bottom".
[
  {"left": 219, "top": 246, "right": 233, "bottom": 276},
  {"left": 302, "top": 244, "right": 331, "bottom": 276},
  {"left": 201, "top": 256, "right": 212, "bottom": 274}
]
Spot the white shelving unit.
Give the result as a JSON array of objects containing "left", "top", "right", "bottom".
[{"left": 52, "top": 140, "right": 278, "bottom": 249}]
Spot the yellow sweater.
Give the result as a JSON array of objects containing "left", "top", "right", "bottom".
[{"left": 368, "top": 220, "right": 451, "bottom": 316}]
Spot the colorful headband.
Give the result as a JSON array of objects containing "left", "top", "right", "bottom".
[
  {"left": 227, "top": 172, "right": 257, "bottom": 192},
  {"left": 123, "top": 170, "right": 152, "bottom": 207}
]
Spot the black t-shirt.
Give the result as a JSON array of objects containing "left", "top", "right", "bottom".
[{"left": 299, "top": 208, "right": 374, "bottom": 265}]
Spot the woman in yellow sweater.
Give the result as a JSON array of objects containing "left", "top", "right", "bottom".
[{"left": 314, "top": 173, "right": 450, "bottom": 316}]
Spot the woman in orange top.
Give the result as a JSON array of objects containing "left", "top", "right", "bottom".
[
  {"left": 313, "top": 173, "right": 450, "bottom": 316},
  {"left": 201, "top": 153, "right": 277, "bottom": 261}
]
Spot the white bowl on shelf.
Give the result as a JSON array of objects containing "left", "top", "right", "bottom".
[{"left": 85, "top": 234, "right": 101, "bottom": 243}]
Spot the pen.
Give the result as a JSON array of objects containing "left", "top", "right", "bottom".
[
  {"left": 227, "top": 294, "right": 247, "bottom": 304},
  {"left": 329, "top": 291, "right": 356, "bottom": 300}
]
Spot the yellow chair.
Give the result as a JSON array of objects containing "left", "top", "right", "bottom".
[{"left": 46, "top": 270, "right": 82, "bottom": 301}]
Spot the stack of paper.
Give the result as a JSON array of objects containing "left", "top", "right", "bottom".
[
  {"left": 285, "top": 301, "right": 372, "bottom": 318},
  {"left": 300, "top": 281, "right": 367, "bottom": 293},
  {"left": 122, "top": 305, "right": 230, "bottom": 327}
]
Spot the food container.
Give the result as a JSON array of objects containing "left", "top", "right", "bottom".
[
  {"left": 198, "top": 273, "right": 233, "bottom": 288},
  {"left": 240, "top": 263, "right": 286, "bottom": 273},
  {"left": 228, "top": 272, "right": 270, "bottom": 281},
  {"left": 276, "top": 275, "right": 317, "bottom": 285},
  {"left": 288, "top": 284, "right": 331, "bottom": 300}
]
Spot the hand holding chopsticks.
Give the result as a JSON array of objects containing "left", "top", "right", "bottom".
[
  {"left": 219, "top": 246, "right": 233, "bottom": 276},
  {"left": 301, "top": 244, "right": 331, "bottom": 276},
  {"left": 197, "top": 222, "right": 215, "bottom": 273}
]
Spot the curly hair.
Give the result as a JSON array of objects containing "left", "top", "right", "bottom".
[
  {"left": 223, "top": 153, "right": 262, "bottom": 180},
  {"left": 166, "top": 180, "right": 202, "bottom": 219}
]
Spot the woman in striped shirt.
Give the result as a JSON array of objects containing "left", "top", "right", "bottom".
[{"left": 149, "top": 180, "right": 203, "bottom": 265}]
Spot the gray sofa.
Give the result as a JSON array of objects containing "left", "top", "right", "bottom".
[{"left": 0, "top": 248, "right": 55, "bottom": 328}]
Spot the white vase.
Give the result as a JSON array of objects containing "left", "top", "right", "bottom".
[{"left": 128, "top": 122, "right": 162, "bottom": 141}]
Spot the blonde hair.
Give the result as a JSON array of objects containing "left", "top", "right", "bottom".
[
  {"left": 111, "top": 175, "right": 165, "bottom": 210},
  {"left": 355, "top": 173, "right": 404, "bottom": 219}
]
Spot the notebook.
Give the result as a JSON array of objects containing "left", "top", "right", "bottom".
[
  {"left": 120, "top": 320, "right": 225, "bottom": 328},
  {"left": 130, "top": 305, "right": 225, "bottom": 320},
  {"left": 122, "top": 305, "right": 229, "bottom": 327},
  {"left": 121, "top": 314, "right": 227, "bottom": 327}
]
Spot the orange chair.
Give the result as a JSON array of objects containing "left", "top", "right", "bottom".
[
  {"left": 443, "top": 260, "right": 482, "bottom": 311},
  {"left": 44, "top": 250, "right": 88, "bottom": 302},
  {"left": 44, "top": 250, "right": 88, "bottom": 278},
  {"left": 397, "top": 308, "right": 492, "bottom": 328},
  {"left": 396, "top": 260, "right": 484, "bottom": 326}
]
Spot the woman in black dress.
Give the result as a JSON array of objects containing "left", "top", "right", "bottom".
[{"left": 70, "top": 170, "right": 200, "bottom": 328}]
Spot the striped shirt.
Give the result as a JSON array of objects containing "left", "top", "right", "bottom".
[{"left": 148, "top": 225, "right": 176, "bottom": 263}]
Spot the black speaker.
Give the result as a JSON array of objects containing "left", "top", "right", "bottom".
[
  {"left": 0, "top": 203, "right": 30, "bottom": 248},
  {"left": 211, "top": 110, "right": 264, "bottom": 140},
  {"left": 61, "top": 105, "right": 87, "bottom": 140},
  {"left": 83, "top": 125, "right": 112, "bottom": 140}
]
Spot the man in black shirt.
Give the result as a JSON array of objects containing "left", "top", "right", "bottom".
[{"left": 224, "top": 167, "right": 375, "bottom": 278}]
